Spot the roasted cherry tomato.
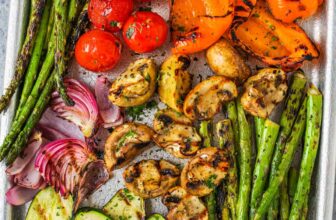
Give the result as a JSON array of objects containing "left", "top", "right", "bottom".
[
  {"left": 75, "top": 30, "right": 122, "bottom": 72},
  {"left": 122, "top": 11, "right": 168, "bottom": 53},
  {"left": 88, "top": 0, "right": 134, "bottom": 32}
]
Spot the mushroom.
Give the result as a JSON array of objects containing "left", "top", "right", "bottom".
[{"left": 123, "top": 159, "right": 180, "bottom": 198}]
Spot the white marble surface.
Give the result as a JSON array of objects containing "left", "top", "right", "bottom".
[{"left": 0, "top": 1, "right": 336, "bottom": 219}]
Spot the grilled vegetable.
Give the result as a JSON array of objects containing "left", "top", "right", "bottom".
[
  {"left": 216, "top": 119, "right": 238, "bottom": 220},
  {"left": 206, "top": 39, "right": 251, "bottom": 84},
  {"left": 148, "top": 214, "right": 165, "bottom": 220},
  {"left": 236, "top": 101, "right": 253, "bottom": 220},
  {"left": 183, "top": 76, "right": 238, "bottom": 120},
  {"left": 0, "top": 0, "right": 46, "bottom": 112},
  {"left": 241, "top": 68, "right": 288, "bottom": 118},
  {"left": 233, "top": 0, "right": 257, "bottom": 25},
  {"left": 103, "top": 188, "right": 145, "bottom": 220},
  {"left": 123, "top": 159, "right": 180, "bottom": 198},
  {"left": 109, "top": 58, "right": 157, "bottom": 107},
  {"left": 25, "top": 187, "right": 73, "bottom": 220},
  {"left": 104, "top": 123, "right": 154, "bottom": 171},
  {"left": 230, "top": 1, "right": 319, "bottom": 70},
  {"left": 250, "top": 119, "right": 279, "bottom": 219},
  {"left": 266, "top": 0, "right": 320, "bottom": 23},
  {"left": 268, "top": 72, "right": 307, "bottom": 218},
  {"left": 288, "top": 168, "right": 299, "bottom": 204},
  {"left": 280, "top": 175, "right": 290, "bottom": 220},
  {"left": 171, "top": 0, "right": 234, "bottom": 54},
  {"left": 158, "top": 55, "right": 192, "bottom": 112},
  {"left": 254, "top": 98, "right": 307, "bottom": 220},
  {"left": 289, "top": 85, "right": 323, "bottom": 220},
  {"left": 153, "top": 109, "right": 201, "bottom": 159},
  {"left": 254, "top": 117, "right": 265, "bottom": 152},
  {"left": 74, "top": 208, "right": 111, "bottom": 220},
  {"left": 181, "top": 147, "right": 229, "bottom": 197},
  {"left": 164, "top": 187, "right": 208, "bottom": 220}
]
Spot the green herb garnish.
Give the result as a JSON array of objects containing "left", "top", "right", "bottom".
[{"left": 126, "top": 100, "right": 157, "bottom": 121}]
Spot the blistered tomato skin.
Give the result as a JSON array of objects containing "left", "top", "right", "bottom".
[
  {"left": 122, "top": 11, "right": 168, "bottom": 53},
  {"left": 88, "top": 0, "right": 134, "bottom": 32},
  {"left": 75, "top": 30, "right": 122, "bottom": 72}
]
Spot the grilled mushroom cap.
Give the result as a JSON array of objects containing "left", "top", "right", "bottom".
[
  {"left": 241, "top": 68, "right": 288, "bottom": 118},
  {"left": 123, "top": 159, "right": 180, "bottom": 198},
  {"left": 104, "top": 123, "right": 154, "bottom": 171},
  {"left": 166, "top": 194, "right": 208, "bottom": 220},
  {"left": 109, "top": 58, "right": 157, "bottom": 107},
  {"left": 162, "top": 186, "right": 188, "bottom": 210},
  {"left": 181, "top": 147, "right": 229, "bottom": 197},
  {"left": 153, "top": 108, "right": 192, "bottom": 132},
  {"left": 158, "top": 55, "right": 192, "bottom": 112},
  {"left": 183, "top": 76, "right": 238, "bottom": 120}
]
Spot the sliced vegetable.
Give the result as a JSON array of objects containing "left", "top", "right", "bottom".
[
  {"left": 123, "top": 11, "right": 168, "bottom": 53},
  {"left": 104, "top": 123, "right": 154, "bottom": 171},
  {"left": 95, "top": 76, "right": 123, "bottom": 128},
  {"left": 171, "top": 0, "right": 234, "bottom": 54},
  {"left": 75, "top": 29, "right": 122, "bottom": 72},
  {"left": 148, "top": 214, "right": 165, "bottom": 220},
  {"left": 123, "top": 159, "right": 180, "bottom": 198},
  {"left": 103, "top": 188, "right": 145, "bottom": 220},
  {"left": 158, "top": 55, "right": 192, "bottom": 112},
  {"left": 109, "top": 58, "right": 157, "bottom": 107},
  {"left": 74, "top": 207, "right": 111, "bottom": 220},
  {"left": 25, "top": 187, "right": 73, "bottom": 220},
  {"left": 51, "top": 78, "right": 99, "bottom": 138},
  {"left": 153, "top": 108, "right": 192, "bottom": 132},
  {"left": 241, "top": 68, "right": 288, "bottom": 118},
  {"left": 230, "top": 1, "right": 319, "bottom": 70},
  {"left": 183, "top": 76, "right": 238, "bottom": 120},
  {"left": 88, "top": 0, "right": 134, "bottom": 32},
  {"left": 266, "top": 0, "right": 319, "bottom": 23},
  {"left": 162, "top": 186, "right": 188, "bottom": 210},
  {"left": 233, "top": 0, "right": 257, "bottom": 25},
  {"left": 6, "top": 185, "right": 43, "bottom": 206},
  {"left": 181, "top": 147, "right": 229, "bottom": 197},
  {"left": 206, "top": 39, "right": 251, "bottom": 84}
]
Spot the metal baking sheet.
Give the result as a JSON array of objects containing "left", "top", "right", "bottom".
[{"left": 1, "top": 0, "right": 336, "bottom": 219}]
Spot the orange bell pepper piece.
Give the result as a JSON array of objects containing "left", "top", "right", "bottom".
[
  {"left": 171, "top": 0, "right": 234, "bottom": 54},
  {"left": 230, "top": 1, "right": 319, "bottom": 71},
  {"left": 266, "top": 0, "right": 320, "bottom": 23},
  {"left": 233, "top": 0, "right": 257, "bottom": 25}
]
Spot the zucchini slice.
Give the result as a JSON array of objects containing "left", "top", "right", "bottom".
[
  {"left": 74, "top": 208, "right": 111, "bottom": 220},
  {"left": 103, "top": 188, "right": 145, "bottom": 220},
  {"left": 25, "top": 187, "right": 73, "bottom": 220},
  {"left": 147, "top": 214, "right": 166, "bottom": 220}
]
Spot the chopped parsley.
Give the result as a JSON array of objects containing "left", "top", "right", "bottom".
[
  {"left": 126, "top": 100, "right": 157, "bottom": 121},
  {"left": 205, "top": 174, "right": 217, "bottom": 189},
  {"left": 117, "top": 130, "right": 137, "bottom": 147},
  {"left": 110, "top": 20, "right": 118, "bottom": 27},
  {"left": 126, "top": 26, "right": 135, "bottom": 39}
]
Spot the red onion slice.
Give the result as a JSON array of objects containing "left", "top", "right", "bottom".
[
  {"left": 95, "top": 76, "right": 123, "bottom": 128},
  {"left": 6, "top": 184, "right": 46, "bottom": 206},
  {"left": 14, "top": 159, "right": 43, "bottom": 189},
  {"left": 51, "top": 78, "right": 99, "bottom": 137}
]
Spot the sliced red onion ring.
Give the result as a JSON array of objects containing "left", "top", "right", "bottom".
[
  {"left": 95, "top": 76, "right": 123, "bottom": 128},
  {"left": 6, "top": 132, "right": 42, "bottom": 176},
  {"left": 14, "top": 158, "right": 43, "bottom": 189},
  {"left": 51, "top": 78, "right": 98, "bottom": 138},
  {"left": 6, "top": 184, "right": 46, "bottom": 206}
]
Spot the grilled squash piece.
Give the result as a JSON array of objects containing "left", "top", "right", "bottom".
[
  {"left": 74, "top": 208, "right": 111, "bottom": 220},
  {"left": 206, "top": 39, "right": 251, "bottom": 84},
  {"left": 109, "top": 59, "right": 157, "bottom": 107},
  {"left": 158, "top": 55, "right": 192, "bottom": 112},
  {"left": 241, "top": 68, "right": 288, "bottom": 118},
  {"left": 163, "top": 186, "right": 208, "bottom": 220},
  {"left": 183, "top": 76, "right": 238, "bottom": 120},
  {"left": 103, "top": 188, "right": 145, "bottom": 220},
  {"left": 147, "top": 214, "right": 165, "bottom": 220},
  {"left": 104, "top": 123, "right": 154, "bottom": 171},
  {"left": 123, "top": 159, "right": 180, "bottom": 198},
  {"left": 230, "top": 1, "right": 319, "bottom": 71},
  {"left": 181, "top": 147, "right": 229, "bottom": 197},
  {"left": 153, "top": 108, "right": 201, "bottom": 159}
]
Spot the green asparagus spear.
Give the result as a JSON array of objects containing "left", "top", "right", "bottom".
[
  {"left": 15, "top": 0, "right": 52, "bottom": 119},
  {"left": 289, "top": 85, "right": 323, "bottom": 220},
  {"left": 0, "top": 0, "right": 46, "bottom": 112},
  {"left": 250, "top": 119, "right": 279, "bottom": 219},
  {"left": 268, "top": 72, "right": 307, "bottom": 219},
  {"left": 217, "top": 119, "right": 238, "bottom": 220},
  {"left": 54, "top": 0, "right": 74, "bottom": 106},
  {"left": 43, "top": 3, "right": 54, "bottom": 53},
  {"left": 254, "top": 117, "right": 265, "bottom": 152},
  {"left": 254, "top": 97, "right": 307, "bottom": 220},
  {"left": 280, "top": 175, "right": 290, "bottom": 220},
  {"left": 288, "top": 168, "right": 299, "bottom": 205},
  {"left": 236, "top": 101, "right": 252, "bottom": 220},
  {"left": 302, "top": 197, "right": 308, "bottom": 220},
  {"left": 225, "top": 101, "right": 239, "bottom": 153},
  {"left": 199, "top": 121, "right": 216, "bottom": 220}
]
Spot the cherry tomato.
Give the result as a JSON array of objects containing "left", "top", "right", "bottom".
[
  {"left": 122, "top": 11, "right": 168, "bottom": 53},
  {"left": 75, "top": 30, "right": 122, "bottom": 72},
  {"left": 88, "top": 0, "right": 134, "bottom": 32}
]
